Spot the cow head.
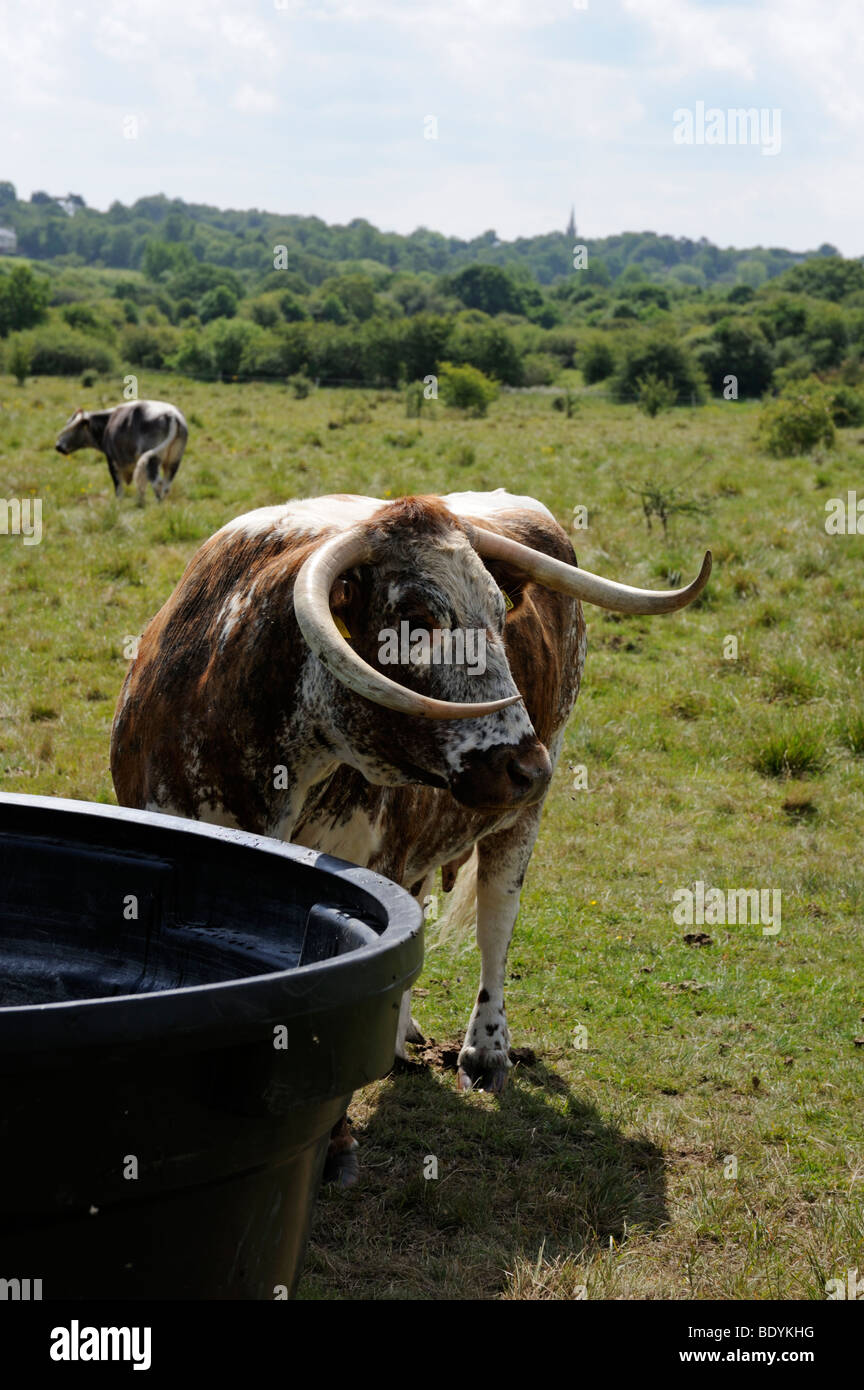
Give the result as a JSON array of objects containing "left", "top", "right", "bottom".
[
  {"left": 55, "top": 408, "right": 94, "bottom": 455},
  {"left": 292, "top": 497, "right": 711, "bottom": 814}
]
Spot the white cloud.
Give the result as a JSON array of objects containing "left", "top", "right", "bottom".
[
  {"left": 622, "top": 0, "right": 756, "bottom": 79},
  {"left": 1, "top": 0, "right": 862, "bottom": 250},
  {"left": 232, "top": 85, "right": 281, "bottom": 115}
]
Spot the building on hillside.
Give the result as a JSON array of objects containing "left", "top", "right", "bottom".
[{"left": 0, "top": 227, "right": 17, "bottom": 254}]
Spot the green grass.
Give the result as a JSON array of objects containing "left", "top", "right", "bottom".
[{"left": 1, "top": 372, "right": 863, "bottom": 1300}]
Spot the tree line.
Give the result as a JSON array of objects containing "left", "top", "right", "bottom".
[{"left": 1, "top": 181, "right": 864, "bottom": 407}]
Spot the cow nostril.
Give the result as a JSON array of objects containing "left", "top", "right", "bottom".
[{"left": 508, "top": 757, "right": 540, "bottom": 789}]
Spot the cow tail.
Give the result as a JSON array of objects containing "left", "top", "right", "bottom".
[
  {"left": 159, "top": 413, "right": 178, "bottom": 454},
  {"left": 427, "top": 847, "right": 478, "bottom": 949}
]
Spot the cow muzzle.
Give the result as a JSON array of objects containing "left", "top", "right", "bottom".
[{"left": 448, "top": 736, "right": 552, "bottom": 812}]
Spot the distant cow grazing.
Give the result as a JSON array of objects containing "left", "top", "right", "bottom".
[
  {"left": 111, "top": 490, "right": 710, "bottom": 1096},
  {"left": 55, "top": 400, "right": 188, "bottom": 501}
]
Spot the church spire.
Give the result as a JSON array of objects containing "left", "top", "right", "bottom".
[{"left": 566, "top": 205, "right": 576, "bottom": 238}]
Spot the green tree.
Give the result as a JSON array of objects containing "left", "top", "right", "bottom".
[
  {"left": 319, "top": 293, "right": 348, "bottom": 325},
  {"left": 694, "top": 318, "right": 775, "bottom": 397},
  {"left": 612, "top": 333, "right": 706, "bottom": 405},
  {"left": 199, "top": 285, "right": 238, "bottom": 324},
  {"left": 320, "top": 273, "right": 376, "bottom": 321},
  {"left": 0, "top": 264, "right": 51, "bottom": 337},
  {"left": 782, "top": 255, "right": 864, "bottom": 302},
  {"left": 400, "top": 313, "right": 451, "bottom": 381},
  {"left": 445, "top": 265, "right": 527, "bottom": 316},
  {"left": 448, "top": 319, "right": 523, "bottom": 385},
  {"left": 279, "top": 292, "right": 308, "bottom": 322},
  {"left": 141, "top": 238, "right": 176, "bottom": 280}
]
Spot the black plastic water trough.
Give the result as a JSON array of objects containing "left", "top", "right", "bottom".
[{"left": 0, "top": 793, "right": 423, "bottom": 1300}]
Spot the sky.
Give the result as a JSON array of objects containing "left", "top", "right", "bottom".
[{"left": 1, "top": 0, "right": 862, "bottom": 253}]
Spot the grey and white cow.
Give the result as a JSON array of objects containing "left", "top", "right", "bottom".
[{"left": 55, "top": 400, "right": 188, "bottom": 501}]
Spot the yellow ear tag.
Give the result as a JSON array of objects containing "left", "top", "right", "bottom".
[
  {"left": 334, "top": 616, "right": 352, "bottom": 640},
  {"left": 500, "top": 588, "right": 514, "bottom": 613}
]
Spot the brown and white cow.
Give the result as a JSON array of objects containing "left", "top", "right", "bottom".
[
  {"left": 56, "top": 399, "right": 188, "bottom": 501},
  {"left": 111, "top": 489, "right": 710, "bottom": 1095}
]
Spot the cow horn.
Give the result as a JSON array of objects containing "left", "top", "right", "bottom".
[
  {"left": 292, "top": 527, "right": 523, "bottom": 720},
  {"left": 472, "top": 528, "right": 712, "bottom": 614}
]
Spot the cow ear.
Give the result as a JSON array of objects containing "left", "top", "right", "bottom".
[
  {"left": 481, "top": 559, "right": 527, "bottom": 613},
  {"left": 329, "top": 569, "right": 367, "bottom": 637}
]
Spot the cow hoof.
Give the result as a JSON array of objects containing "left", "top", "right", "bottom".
[
  {"left": 456, "top": 1049, "right": 510, "bottom": 1094},
  {"left": 392, "top": 1053, "right": 427, "bottom": 1075},
  {"left": 406, "top": 1015, "right": 426, "bottom": 1045}
]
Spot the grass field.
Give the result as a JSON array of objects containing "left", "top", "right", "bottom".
[{"left": 1, "top": 371, "right": 862, "bottom": 1300}]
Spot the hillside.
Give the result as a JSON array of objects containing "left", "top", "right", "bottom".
[{"left": 0, "top": 181, "right": 843, "bottom": 287}]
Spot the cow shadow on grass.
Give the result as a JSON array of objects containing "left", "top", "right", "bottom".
[{"left": 303, "top": 1048, "right": 668, "bottom": 1299}]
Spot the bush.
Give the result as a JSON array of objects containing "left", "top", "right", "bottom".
[
  {"left": 521, "top": 352, "right": 559, "bottom": 386},
  {"left": 61, "top": 303, "right": 99, "bottom": 332},
  {"left": 827, "top": 384, "right": 864, "bottom": 428},
  {"left": 758, "top": 380, "right": 836, "bottom": 456},
  {"left": 169, "top": 319, "right": 279, "bottom": 380},
  {"left": 288, "top": 372, "right": 314, "bottom": 399},
  {"left": 16, "top": 325, "right": 116, "bottom": 375},
  {"left": 120, "top": 323, "right": 179, "bottom": 369},
  {"left": 9, "top": 338, "right": 31, "bottom": 385},
  {"left": 612, "top": 334, "right": 706, "bottom": 405},
  {"left": 80, "top": 369, "right": 97, "bottom": 388},
  {"left": 543, "top": 329, "right": 579, "bottom": 368},
  {"left": 169, "top": 330, "right": 214, "bottom": 378},
  {"left": 438, "top": 361, "right": 499, "bottom": 416},
  {"left": 580, "top": 337, "right": 616, "bottom": 384},
  {"left": 773, "top": 356, "right": 815, "bottom": 389},
  {"left": 636, "top": 373, "right": 677, "bottom": 417},
  {"left": 405, "top": 380, "right": 425, "bottom": 417},
  {"left": 551, "top": 389, "right": 579, "bottom": 418}
]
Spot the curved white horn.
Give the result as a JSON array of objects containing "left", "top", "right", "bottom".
[
  {"left": 472, "top": 528, "right": 712, "bottom": 614},
  {"left": 292, "top": 527, "right": 523, "bottom": 720}
]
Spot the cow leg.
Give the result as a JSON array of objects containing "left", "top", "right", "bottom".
[
  {"left": 394, "top": 869, "right": 434, "bottom": 1058},
  {"left": 456, "top": 805, "right": 544, "bottom": 1094},
  {"left": 395, "top": 987, "right": 425, "bottom": 1060},
  {"left": 160, "top": 454, "right": 181, "bottom": 499},
  {"left": 322, "top": 1112, "right": 359, "bottom": 1187},
  {"left": 106, "top": 457, "right": 123, "bottom": 499}
]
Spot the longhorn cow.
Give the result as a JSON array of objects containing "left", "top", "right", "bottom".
[
  {"left": 110, "top": 489, "right": 710, "bottom": 1099},
  {"left": 56, "top": 400, "right": 188, "bottom": 501}
]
